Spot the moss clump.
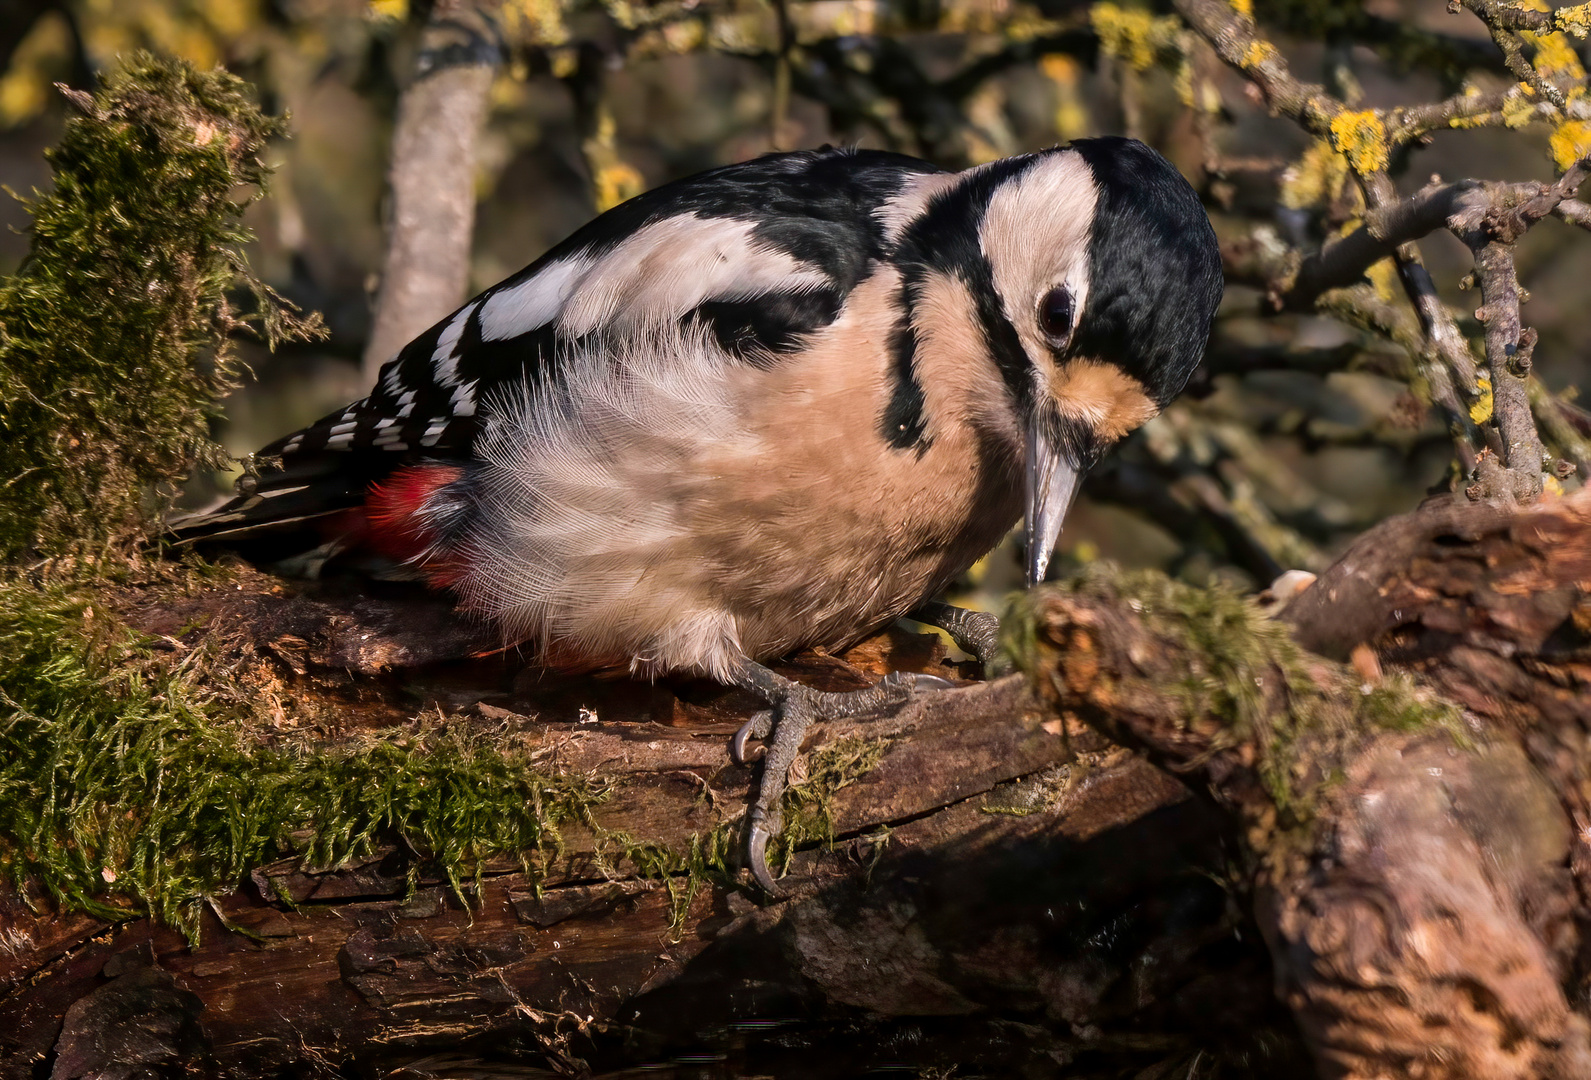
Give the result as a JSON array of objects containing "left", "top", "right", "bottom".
[
  {"left": 606, "top": 732, "right": 893, "bottom": 934},
  {"left": 0, "top": 574, "right": 606, "bottom": 942},
  {"left": 1006, "top": 566, "right": 1466, "bottom": 833},
  {"left": 0, "top": 53, "right": 319, "bottom": 564},
  {"left": 772, "top": 732, "right": 892, "bottom": 867}
]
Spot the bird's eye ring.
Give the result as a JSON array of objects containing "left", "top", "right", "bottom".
[{"left": 1038, "top": 286, "right": 1074, "bottom": 350}]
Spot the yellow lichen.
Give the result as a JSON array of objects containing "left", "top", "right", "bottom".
[
  {"left": 1366, "top": 257, "right": 1399, "bottom": 303},
  {"left": 0, "top": 12, "right": 73, "bottom": 127},
  {"left": 1469, "top": 374, "right": 1494, "bottom": 425},
  {"left": 1502, "top": 87, "right": 1540, "bottom": 128},
  {"left": 1526, "top": 28, "right": 1586, "bottom": 81},
  {"left": 1328, "top": 110, "right": 1389, "bottom": 175},
  {"left": 1240, "top": 40, "right": 1278, "bottom": 69},
  {"left": 504, "top": 0, "right": 571, "bottom": 48},
  {"left": 1229, "top": 0, "right": 1253, "bottom": 19},
  {"left": 1280, "top": 139, "right": 1350, "bottom": 211},
  {"left": 593, "top": 162, "right": 644, "bottom": 211},
  {"left": 1091, "top": 3, "right": 1182, "bottom": 73},
  {"left": 1555, "top": 3, "right": 1591, "bottom": 38},
  {"left": 1550, "top": 120, "right": 1591, "bottom": 170},
  {"left": 1041, "top": 54, "right": 1091, "bottom": 139},
  {"left": 1544, "top": 474, "right": 1565, "bottom": 496}
]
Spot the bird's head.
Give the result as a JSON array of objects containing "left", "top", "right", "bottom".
[{"left": 971, "top": 136, "right": 1223, "bottom": 584}]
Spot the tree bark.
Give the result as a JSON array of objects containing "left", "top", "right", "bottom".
[
  {"left": 362, "top": 2, "right": 502, "bottom": 380},
  {"left": 3, "top": 492, "right": 1588, "bottom": 1077}
]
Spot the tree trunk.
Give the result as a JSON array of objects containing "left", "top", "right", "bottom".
[{"left": 361, "top": 2, "right": 501, "bottom": 380}]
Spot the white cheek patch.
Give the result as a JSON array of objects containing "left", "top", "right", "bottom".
[{"left": 979, "top": 152, "right": 1099, "bottom": 366}]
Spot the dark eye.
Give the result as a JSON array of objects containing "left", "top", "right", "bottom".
[{"left": 1038, "top": 286, "right": 1074, "bottom": 348}]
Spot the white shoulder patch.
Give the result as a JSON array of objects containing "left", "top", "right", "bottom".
[
  {"left": 555, "top": 213, "right": 832, "bottom": 339},
  {"left": 478, "top": 256, "right": 594, "bottom": 343}
]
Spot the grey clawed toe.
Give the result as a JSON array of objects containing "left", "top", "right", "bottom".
[
  {"left": 908, "top": 601, "right": 1004, "bottom": 672},
  {"left": 729, "top": 662, "right": 958, "bottom": 895}
]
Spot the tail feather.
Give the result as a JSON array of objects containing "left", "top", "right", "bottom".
[{"left": 167, "top": 453, "right": 388, "bottom": 547}]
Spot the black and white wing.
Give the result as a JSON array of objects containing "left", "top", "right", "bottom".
[{"left": 173, "top": 147, "right": 944, "bottom": 545}]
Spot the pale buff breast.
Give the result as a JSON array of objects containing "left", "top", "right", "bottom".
[{"left": 676, "top": 266, "right": 1025, "bottom": 661}]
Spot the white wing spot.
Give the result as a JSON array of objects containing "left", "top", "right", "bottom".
[
  {"left": 328, "top": 420, "right": 358, "bottom": 437},
  {"left": 431, "top": 301, "right": 479, "bottom": 386},
  {"left": 449, "top": 380, "right": 478, "bottom": 418},
  {"left": 381, "top": 362, "right": 405, "bottom": 393},
  {"left": 326, "top": 432, "right": 354, "bottom": 449},
  {"left": 421, "top": 420, "right": 448, "bottom": 447}
]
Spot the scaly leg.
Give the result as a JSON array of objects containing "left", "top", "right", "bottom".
[
  {"left": 908, "top": 600, "right": 1004, "bottom": 671},
  {"left": 729, "top": 660, "right": 953, "bottom": 895}
]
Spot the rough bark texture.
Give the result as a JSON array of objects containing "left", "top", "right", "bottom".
[{"left": 2, "top": 492, "right": 1588, "bottom": 1077}]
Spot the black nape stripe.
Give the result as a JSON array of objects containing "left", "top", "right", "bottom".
[
  {"left": 966, "top": 264, "right": 1032, "bottom": 410},
  {"left": 892, "top": 155, "right": 1041, "bottom": 414},
  {"left": 880, "top": 281, "right": 932, "bottom": 453},
  {"left": 689, "top": 288, "right": 843, "bottom": 367}
]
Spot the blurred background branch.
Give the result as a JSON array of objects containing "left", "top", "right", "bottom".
[{"left": 2, "top": 0, "right": 1590, "bottom": 596}]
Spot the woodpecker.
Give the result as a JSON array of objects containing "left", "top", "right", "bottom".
[{"left": 178, "top": 139, "right": 1223, "bottom": 893}]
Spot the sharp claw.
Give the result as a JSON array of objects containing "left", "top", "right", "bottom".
[
  {"left": 880, "top": 670, "right": 957, "bottom": 692},
  {"left": 746, "top": 809, "right": 781, "bottom": 896},
  {"left": 730, "top": 716, "right": 766, "bottom": 764}
]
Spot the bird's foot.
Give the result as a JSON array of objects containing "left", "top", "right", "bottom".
[
  {"left": 908, "top": 601, "right": 1006, "bottom": 673},
  {"left": 730, "top": 665, "right": 954, "bottom": 895}
]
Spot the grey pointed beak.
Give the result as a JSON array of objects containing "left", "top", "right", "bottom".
[{"left": 1025, "top": 420, "right": 1084, "bottom": 587}]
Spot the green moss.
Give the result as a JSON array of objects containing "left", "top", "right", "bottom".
[
  {"left": 772, "top": 732, "right": 892, "bottom": 867},
  {"left": 604, "top": 733, "right": 893, "bottom": 934},
  {"left": 1007, "top": 566, "right": 1467, "bottom": 835},
  {"left": 0, "top": 53, "right": 319, "bottom": 564},
  {"left": 0, "top": 573, "right": 606, "bottom": 942}
]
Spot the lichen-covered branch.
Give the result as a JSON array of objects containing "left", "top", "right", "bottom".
[{"left": 1446, "top": 159, "right": 1591, "bottom": 497}]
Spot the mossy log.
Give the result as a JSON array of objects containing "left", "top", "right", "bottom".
[{"left": 2, "top": 493, "right": 1588, "bottom": 1078}]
